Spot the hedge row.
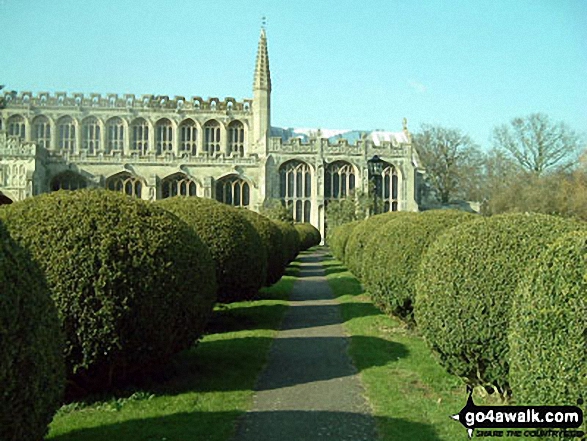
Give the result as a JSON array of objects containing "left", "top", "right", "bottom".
[
  {"left": 156, "top": 197, "right": 266, "bottom": 302},
  {"left": 509, "top": 231, "right": 587, "bottom": 410},
  {"left": 362, "top": 210, "right": 475, "bottom": 323},
  {"left": 0, "top": 221, "right": 64, "bottom": 441},
  {"left": 329, "top": 210, "right": 585, "bottom": 410},
  {"left": 415, "top": 213, "right": 582, "bottom": 397},
  {"left": 328, "top": 220, "right": 360, "bottom": 262},
  {"left": 0, "top": 190, "right": 311, "bottom": 439},
  {"left": 295, "top": 222, "right": 321, "bottom": 251}
]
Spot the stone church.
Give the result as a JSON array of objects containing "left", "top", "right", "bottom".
[{"left": 0, "top": 28, "right": 423, "bottom": 238}]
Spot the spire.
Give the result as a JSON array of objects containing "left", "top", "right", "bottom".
[{"left": 253, "top": 25, "right": 271, "bottom": 92}]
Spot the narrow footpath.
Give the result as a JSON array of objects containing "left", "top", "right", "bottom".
[{"left": 233, "top": 249, "right": 378, "bottom": 441}]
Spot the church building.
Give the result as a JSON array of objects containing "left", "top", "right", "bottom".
[{"left": 0, "top": 28, "right": 423, "bottom": 238}]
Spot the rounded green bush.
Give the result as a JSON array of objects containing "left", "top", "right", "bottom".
[
  {"left": 414, "top": 213, "right": 583, "bottom": 397},
  {"left": 344, "top": 212, "right": 412, "bottom": 278},
  {"left": 328, "top": 220, "right": 360, "bottom": 262},
  {"left": 295, "top": 223, "right": 321, "bottom": 251},
  {"left": 509, "top": 231, "right": 587, "bottom": 413},
  {"left": 238, "top": 208, "right": 285, "bottom": 286},
  {"left": 0, "top": 221, "right": 65, "bottom": 441},
  {"left": 274, "top": 220, "right": 300, "bottom": 265},
  {"left": 0, "top": 189, "right": 216, "bottom": 394},
  {"left": 157, "top": 197, "right": 267, "bottom": 303},
  {"left": 362, "top": 210, "right": 476, "bottom": 323}
]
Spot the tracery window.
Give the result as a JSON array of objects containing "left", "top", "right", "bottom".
[
  {"left": 204, "top": 120, "right": 221, "bottom": 154},
  {"left": 215, "top": 175, "right": 250, "bottom": 207},
  {"left": 106, "top": 117, "right": 124, "bottom": 153},
  {"left": 155, "top": 118, "right": 173, "bottom": 155},
  {"left": 324, "top": 161, "right": 356, "bottom": 199},
  {"left": 371, "top": 162, "right": 399, "bottom": 213},
  {"left": 7, "top": 115, "right": 25, "bottom": 139},
  {"left": 32, "top": 115, "right": 51, "bottom": 149},
  {"left": 57, "top": 116, "right": 76, "bottom": 153},
  {"left": 279, "top": 160, "right": 312, "bottom": 222},
  {"left": 81, "top": 117, "right": 100, "bottom": 154},
  {"left": 161, "top": 173, "right": 197, "bottom": 198},
  {"left": 381, "top": 165, "right": 399, "bottom": 212},
  {"left": 130, "top": 118, "right": 149, "bottom": 154},
  {"left": 106, "top": 173, "right": 143, "bottom": 198},
  {"left": 179, "top": 119, "right": 197, "bottom": 155},
  {"left": 228, "top": 120, "right": 245, "bottom": 156},
  {"left": 50, "top": 171, "right": 87, "bottom": 191}
]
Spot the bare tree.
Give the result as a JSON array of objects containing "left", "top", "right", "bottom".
[
  {"left": 413, "top": 124, "right": 483, "bottom": 204},
  {"left": 492, "top": 113, "right": 582, "bottom": 175}
]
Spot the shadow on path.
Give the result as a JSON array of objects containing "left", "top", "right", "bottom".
[{"left": 154, "top": 334, "right": 407, "bottom": 395}]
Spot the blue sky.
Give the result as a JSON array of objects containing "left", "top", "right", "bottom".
[{"left": 1, "top": 0, "right": 585, "bottom": 148}]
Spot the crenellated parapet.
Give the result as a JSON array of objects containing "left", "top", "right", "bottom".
[
  {"left": 2, "top": 91, "right": 253, "bottom": 113},
  {"left": 44, "top": 150, "right": 260, "bottom": 166},
  {"left": 268, "top": 135, "right": 409, "bottom": 158},
  {"left": 0, "top": 131, "right": 38, "bottom": 158}
]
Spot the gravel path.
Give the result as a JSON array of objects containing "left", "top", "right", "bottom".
[{"left": 232, "top": 249, "right": 378, "bottom": 441}]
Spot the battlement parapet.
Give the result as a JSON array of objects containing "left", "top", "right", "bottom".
[
  {"left": 2, "top": 91, "right": 253, "bottom": 113},
  {"left": 45, "top": 150, "right": 259, "bottom": 166},
  {"left": 0, "top": 131, "right": 37, "bottom": 157},
  {"left": 269, "top": 136, "right": 408, "bottom": 157}
]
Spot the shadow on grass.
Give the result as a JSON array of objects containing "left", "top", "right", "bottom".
[
  {"left": 205, "top": 303, "right": 290, "bottom": 334},
  {"left": 156, "top": 334, "right": 407, "bottom": 395},
  {"left": 49, "top": 410, "right": 444, "bottom": 441},
  {"left": 48, "top": 410, "right": 242, "bottom": 441}
]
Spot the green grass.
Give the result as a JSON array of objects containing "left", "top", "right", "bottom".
[
  {"left": 46, "top": 262, "right": 300, "bottom": 441},
  {"left": 322, "top": 255, "right": 494, "bottom": 441}
]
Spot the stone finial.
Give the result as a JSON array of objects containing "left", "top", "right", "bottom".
[{"left": 402, "top": 117, "right": 408, "bottom": 131}]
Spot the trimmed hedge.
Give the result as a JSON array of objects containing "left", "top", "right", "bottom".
[
  {"left": 157, "top": 197, "right": 267, "bottom": 302},
  {"left": 509, "top": 231, "right": 587, "bottom": 411},
  {"left": 0, "top": 221, "right": 65, "bottom": 441},
  {"left": 344, "top": 212, "right": 412, "bottom": 278},
  {"left": 0, "top": 189, "right": 216, "bottom": 395},
  {"left": 295, "top": 222, "right": 321, "bottom": 251},
  {"left": 274, "top": 220, "right": 300, "bottom": 266},
  {"left": 362, "top": 210, "right": 475, "bottom": 323},
  {"left": 238, "top": 208, "right": 285, "bottom": 286},
  {"left": 328, "top": 220, "right": 361, "bottom": 262},
  {"left": 414, "top": 213, "right": 582, "bottom": 396}
]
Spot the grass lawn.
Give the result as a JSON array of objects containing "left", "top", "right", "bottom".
[
  {"left": 47, "top": 262, "right": 299, "bottom": 441},
  {"left": 322, "top": 253, "right": 514, "bottom": 441}
]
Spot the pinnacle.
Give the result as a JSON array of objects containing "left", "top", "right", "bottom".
[{"left": 253, "top": 27, "right": 271, "bottom": 92}]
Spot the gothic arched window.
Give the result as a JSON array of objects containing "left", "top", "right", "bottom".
[
  {"left": 81, "top": 117, "right": 100, "bottom": 154},
  {"left": 155, "top": 118, "right": 173, "bottom": 155},
  {"left": 204, "top": 120, "right": 221, "bottom": 154},
  {"left": 279, "top": 160, "right": 312, "bottom": 222},
  {"left": 179, "top": 119, "right": 197, "bottom": 155},
  {"left": 130, "top": 118, "right": 149, "bottom": 154},
  {"left": 57, "top": 116, "right": 76, "bottom": 153},
  {"left": 161, "top": 173, "right": 198, "bottom": 198},
  {"left": 106, "top": 172, "right": 143, "bottom": 198},
  {"left": 228, "top": 120, "right": 245, "bottom": 156},
  {"left": 50, "top": 171, "right": 87, "bottom": 191},
  {"left": 373, "top": 163, "right": 399, "bottom": 213},
  {"left": 106, "top": 117, "right": 124, "bottom": 153},
  {"left": 7, "top": 115, "right": 25, "bottom": 139},
  {"left": 215, "top": 175, "right": 250, "bottom": 207},
  {"left": 32, "top": 115, "right": 51, "bottom": 149},
  {"left": 325, "top": 161, "right": 356, "bottom": 199}
]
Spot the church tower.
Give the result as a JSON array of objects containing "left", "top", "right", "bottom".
[{"left": 252, "top": 26, "right": 271, "bottom": 155}]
